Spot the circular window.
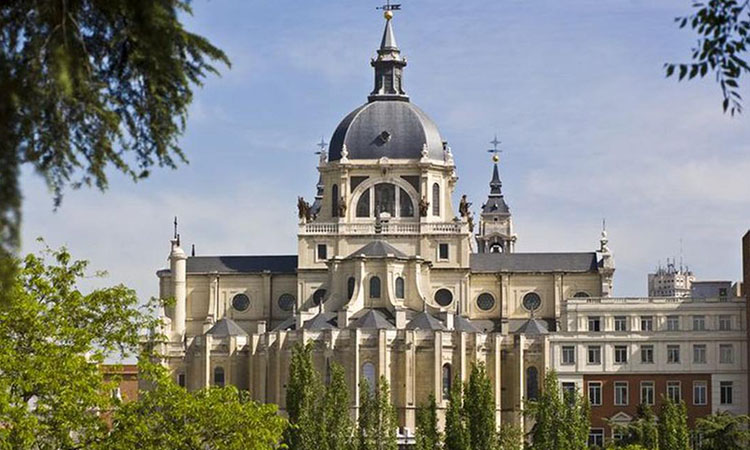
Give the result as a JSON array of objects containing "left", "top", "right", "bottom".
[
  {"left": 522, "top": 292, "right": 542, "bottom": 311},
  {"left": 573, "top": 291, "right": 590, "bottom": 298},
  {"left": 313, "top": 289, "right": 327, "bottom": 305},
  {"left": 477, "top": 293, "right": 496, "bottom": 311},
  {"left": 434, "top": 289, "right": 453, "bottom": 307},
  {"left": 232, "top": 293, "right": 250, "bottom": 312},
  {"left": 278, "top": 294, "right": 295, "bottom": 311}
]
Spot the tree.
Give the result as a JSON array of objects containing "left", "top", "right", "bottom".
[
  {"left": 463, "top": 362, "right": 496, "bottom": 450},
  {"left": 497, "top": 424, "right": 524, "bottom": 450},
  {"left": 0, "top": 243, "right": 158, "bottom": 449},
  {"left": 357, "top": 376, "right": 397, "bottom": 450},
  {"left": 102, "top": 363, "right": 286, "bottom": 450},
  {"left": 658, "top": 397, "right": 690, "bottom": 450},
  {"left": 527, "top": 370, "right": 589, "bottom": 450},
  {"left": 0, "top": 0, "right": 229, "bottom": 263},
  {"left": 444, "top": 374, "right": 469, "bottom": 450},
  {"left": 613, "top": 403, "right": 659, "bottom": 450},
  {"left": 321, "top": 363, "right": 355, "bottom": 450},
  {"left": 694, "top": 411, "right": 750, "bottom": 450},
  {"left": 415, "top": 394, "right": 440, "bottom": 450},
  {"left": 285, "top": 342, "right": 324, "bottom": 450},
  {"left": 666, "top": 1, "right": 750, "bottom": 115}
]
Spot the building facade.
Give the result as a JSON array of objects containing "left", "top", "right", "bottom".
[
  {"left": 647, "top": 260, "right": 694, "bottom": 297},
  {"left": 155, "top": 13, "right": 749, "bottom": 446}
]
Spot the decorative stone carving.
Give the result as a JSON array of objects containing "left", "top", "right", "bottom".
[
  {"left": 419, "top": 196, "right": 430, "bottom": 217},
  {"left": 297, "top": 196, "right": 312, "bottom": 222},
  {"left": 338, "top": 197, "right": 347, "bottom": 217},
  {"left": 458, "top": 194, "right": 472, "bottom": 218}
]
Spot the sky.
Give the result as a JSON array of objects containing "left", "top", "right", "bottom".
[{"left": 20, "top": 0, "right": 750, "bottom": 302}]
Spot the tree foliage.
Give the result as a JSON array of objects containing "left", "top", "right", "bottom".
[
  {"left": 612, "top": 403, "right": 659, "bottom": 450},
  {"left": 658, "top": 396, "right": 690, "bottom": 450},
  {"left": 0, "top": 0, "right": 229, "bottom": 260},
  {"left": 497, "top": 424, "right": 524, "bottom": 450},
  {"left": 666, "top": 1, "right": 750, "bottom": 115},
  {"left": 415, "top": 394, "right": 440, "bottom": 450},
  {"left": 527, "top": 370, "right": 589, "bottom": 450},
  {"left": 694, "top": 411, "right": 750, "bottom": 450},
  {"left": 285, "top": 342, "right": 324, "bottom": 450},
  {"left": 464, "top": 362, "right": 497, "bottom": 450},
  {"left": 357, "top": 376, "right": 397, "bottom": 450},
  {"left": 320, "top": 363, "right": 355, "bottom": 450},
  {"left": 0, "top": 243, "right": 158, "bottom": 449},
  {"left": 444, "top": 374, "right": 469, "bottom": 450}
]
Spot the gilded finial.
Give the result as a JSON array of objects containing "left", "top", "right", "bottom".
[
  {"left": 492, "top": 154, "right": 500, "bottom": 163},
  {"left": 384, "top": 10, "right": 393, "bottom": 20},
  {"left": 377, "top": 1, "right": 400, "bottom": 20}
]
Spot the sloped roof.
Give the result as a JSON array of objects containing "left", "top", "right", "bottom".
[
  {"left": 347, "top": 240, "right": 407, "bottom": 259},
  {"left": 515, "top": 318, "right": 549, "bottom": 335},
  {"left": 453, "top": 315, "right": 482, "bottom": 333},
  {"left": 470, "top": 253, "right": 598, "bottom": 273},
  {"left": 302, "top": 312, "right": 338, "bottom": 330},
  {"left": 406, "top": 311, "right": 445, "bottom": 331},
  {"left": 351, "top": 309, "right": 395, "bottom": 330},
  {"left": 186, "top": 255, "right": 297, "bottom": 274},
  {"left": 272, "top": 316, "right": 297, "bottom": 332},
  {"left": 206, "top": 318, "right": 248, "bottom": 337}
]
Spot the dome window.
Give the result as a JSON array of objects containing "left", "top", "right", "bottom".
[
  {"left": 395, "top": 277, "right": 405, "bottom": 299},
  {"left": 370, "top": 276, "right": 381, "bottom": 298},
  {"left": 432, "top": 183, "right": 440, "bottom": 216},
  {"left": 356, "top": 189, "right": 371, "bottom": 217},
  {"left": 332, "top": 184, "right": 339, "bottom": 217}
]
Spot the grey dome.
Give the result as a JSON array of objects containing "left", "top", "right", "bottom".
[{"left": 328, "top": 100, "right": 444, "bottom": 161}]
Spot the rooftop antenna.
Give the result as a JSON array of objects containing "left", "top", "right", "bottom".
[
  {"left": 679, "top": 237, "right": 684, "bottom": 272},
  {"left": 487, "top": 134, "right": 503, "bottom": 162},
  {"left": 173, "top": 216, "right": 180, "bottom": 246}
]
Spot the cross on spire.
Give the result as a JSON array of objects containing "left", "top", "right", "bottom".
[
  {"left": 487, "top": 134, "right": 503, "bottom": 162},
  {"left": 315, "top": 136, "right": 328, "bottom": 155}
]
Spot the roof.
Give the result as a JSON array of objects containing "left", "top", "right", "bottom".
[
  {"left": 328, "top": 100, "right": 444, "bottom": 161},
  {"left": 481, "top": 164, "right": 510, "bottom": 215},
  {"left": 515, "top": 318, "right": 549, "bottom": 335},
  {"left": 453, "top": 315, "right": 482, "bottom": 333},
  {"left": 347, "top": 240, "right": 408, "bottom": 259},
  {"left": 185, "top": 255, "right": 297, "bottom": 274},
  {"left": 302, "top": 312, "right": 338, "bottom": 330},
  {"left": 206, "top": 318, "right": 248, "bottom": 337},
  {"left": 350, "top": 309, "right": 395, "bottom": 330},
  {"left": 272, "top": 316, "right": 297, "bottom": 332},
  {"left": 470, "top": 252, "right": 598, "bottom": 273},
  {"left": 406, "top": 311, "right": 445, "bottom": 331}
]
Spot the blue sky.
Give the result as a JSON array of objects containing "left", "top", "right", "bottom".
[{"left": 20, "top": 0, "right": 750, "bottom": 301}]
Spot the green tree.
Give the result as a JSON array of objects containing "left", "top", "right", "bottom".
[
  {"left": 285, "top": 342, "right": 324, "bottom": 450},
  {"left": 658, "top": 397, "right": 690, "bottom": 450},
  {"left": 694, "top": 411, "right": 750, "bottom": 450},
  {"left": 357, "top": 376, "right": 397, "bottom": 450},
  {"left": 464, "top": 362, "right": 496, "bottom": 450},
  {"left": 613, "top": 404, "right": 659, "bottom": 450},
  {"left": 444, "top": 374, "right": 469, "bottom": 450},
  {"left": 358, "top": 378, "right": 377, "bottom": 450},
  {"left": 560, "top": 387, "right": 590, "bottom": 450},
  {"left": 0, "top": 243, "right": 158, "bottom": 449},
  {"left": 415, "top": 394, "right": 440, "bottom": 450},
  {"left": 0, "top": 0, "right": 229, "bottom": 264},
  {"left": 666, "top": 1, "right": 750, "bottom": 114},
  {"left": 103, "top": 363, "right": 286, "bottom": 450},
  {"left": 321, "top": 363, "right": 354, "bottom": 450},
  {"left": 527, "top": 370, "right": 589, "bottom": 450},
  {"left": 497, "top": 424, "right": 524, "bottom": 450}
]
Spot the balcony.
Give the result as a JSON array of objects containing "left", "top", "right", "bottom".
[{"left": 299, "top": 221, "right": 468, "bottom": 236}]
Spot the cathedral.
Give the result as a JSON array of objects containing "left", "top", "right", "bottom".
[{"left": 157, "top": 11, "right": 748, "bottom": 446}]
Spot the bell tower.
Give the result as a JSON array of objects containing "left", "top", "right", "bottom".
[{"left": 476, "top": 138, "right": 516, "bottom": 253}]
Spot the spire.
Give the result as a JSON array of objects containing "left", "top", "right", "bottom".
[
  {"left": 368, "top": 10, "right": 409, "bottom": 102},
  {"left": 481, "top": 161, "right": 510, "bottom": 215},
  {"left": 489, "top": 163, "right": 503, "bottom": 195}
]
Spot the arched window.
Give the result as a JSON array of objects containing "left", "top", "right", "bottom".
[
  {"left": 332, "top": 184, "right": 339, "bottom": 217},
  {"left": 395, "top": 277, "right": 405, "bottom": 299},
  {"left": 370, "top": 276, "right": 381, "bottom": 298},
  {"left": 526, "top": 366, "right": 539, "bottom": 400},
  {"left": 490, "top": 243, "right": 503, "bottom": 253},
  {"left": 374, "top": 183, "right": 395, "bottom": 216},
  {"left": 573, "top": 291, "right": 590, "bottom": 298},
  {"left": 347, "top": 277, "right": 356, "bottom": 300},
  {"left": 399, "top": 188, "right": 414, "bottom": 217},
  {"left": 442, "top": 364, "right": 452, "bottom": 398},
  {"left": 432, "top": 183, "right": 440, "bottom": 216},
  {"left": 313, "top": 289, "right": 327, "bottom": 305},
  {"left": 214, "top": 366, "right": 225, "bottom": 387},
  {"left": 362, "top": 362, "right": 376, "bottom": 392},
  {"left": 356, "top": 189, "right": 370, "bottom": 217}
]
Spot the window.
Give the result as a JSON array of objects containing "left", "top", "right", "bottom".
[
  {"left": 667, "top": 345, "right": 681, "bottom": 364},
  {"left": 476, "top": 293, "right": 495, "bottom": 311},
  {"left": 369, "top": 277, "right": 381, "bottom": 298},
  {"left": 374, "top": 183, "right": 396, "bottom": 216},
  {"left": 614, "top": 382, "right": 628, "bottom": 406},
  {"left": 395, "top": 277, "right": 405, "bottom": 299},
  {"left": 614, "top": 316, "right": 627, "bottom": 331},
  {"left": 588, "top": 346, "right": 601, "bottom": 365},
  {"left": 667, "top": 315, "right": 679, "bottom": 331},
  {"left": 432, "top": 183, "right": 440, "bottom": 216},
  {"left": 719, "top": 315, "right": 732, "bottom": 331},
  {"left": 347, "top": 277, "right": 356, "bottom": 300},
  {"left": 667, "top": 381, "right": 681, "bottom": 402},
  {"left": 526, "top": 367, "right": 539, "bottom": 400},
  {"left": 641, "top": 316, "right": 653, "bottom": 331},
  {"left": 562, "top": 346, "right": 576, "bottom": 365},
  {"left": 573, "top": 291, "right": 590, "bottom": 298},
  {"left": 278, "top": 293, "right": 295, "bottom": 312},
  {"left": 438, "top": 243, "right": 449, "bottom": 260},
  {"left": 693, "top": 381, "right": 707, "bottom": 406},
  {"left": 362, "top": 362, "right": 376, "bottom": 391},
  {"left": 317, "top": 244, "right": 328, "bottom": 261},
  {"left": 442, "top": 364, "right": 452, "bottom": 398},
  {"left": 588, "top": 316, "right": 601, "bottom": 332},
  {"left": 693, "top": 344, "right": 707, "bottom": 364},
  {"left": 434, "top": 289, "right": 453, "bottom": 307},
  {"left": 588, "top": 429, "right": 604, "bottom": 447},
  {"left": 588, "top": 382, "right": 602, "bottom": 406},
  {"left": 641, "top": 381, "right": 655, "bottom": 405},
  {"left": 719, "top": 344, "right": 734, "bottom": 364},
  {"left": 356, "top": 189, "right": 370, "bottom": 217},
  {"left": 313, "top": 289, "right": 327, "bottom": 305},
  {"left": 720, "top": 381, "right": 733, "bottom": 405},
  {"left": 522, "top": 292, "right": 542, "bottom": 311},
  {"left": 232, "top": 293, "right": 250, "bottom": 312},
  {"left": 332, "top": 184, "right": 339, "bottom": 217},
  {"left": 641, "top": 345, "right": 654, "bottom": 364},
  {"left": 562, "top": 382, "right": 576, "bottom": 400},
  {"left": 693, "top": 315, "right": 706, "bottom": 331},
  {"left": 213, "top": 367, "right": 225, "bottom": 387},
  {"left": 178, "top": 373, "right": 186, "bottom": 388},
  {"left": 614, "top": 345, "right": 628, "bottom": 364},
  {"left": 399, "top": 188, "right": 414, "bottom": 217}
]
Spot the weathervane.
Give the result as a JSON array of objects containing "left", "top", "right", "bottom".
[
  {"left": 487, "top": 134, "right": 503, "bottom": 162},
  {"left": 377, "top": 1, "right": 401, "bottom": 19}
]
